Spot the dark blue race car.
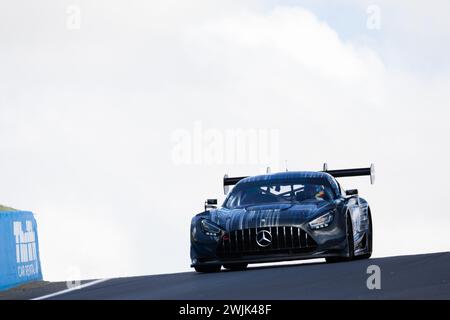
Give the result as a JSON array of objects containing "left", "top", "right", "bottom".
[{"left": 190, "top": 164, "right": 375, "bottom": 272}]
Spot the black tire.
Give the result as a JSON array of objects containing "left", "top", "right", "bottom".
[
  {"left": 354, "top": 208, "right": 373, "bottom": 260},
  {"left": 194, "top": 265, "right": 221, "bottom": 273},
  {"left": 326, "top": 213, "right": 354, "bottom": 263},
  {"left": 223, "top": 263, "right": 248, "bottom": 271}
]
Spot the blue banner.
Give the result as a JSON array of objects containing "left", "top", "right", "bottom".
[{"left": 0, "top": 211, "right": 43, "bottom": 291}]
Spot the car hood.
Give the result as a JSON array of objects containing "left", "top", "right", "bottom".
[{"left": 209, "top": 201, "right": 334, "bottom": 231}]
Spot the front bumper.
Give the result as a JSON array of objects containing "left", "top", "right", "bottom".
[{"left": 190, "top": 217, "right": 348, "bottom": 268}]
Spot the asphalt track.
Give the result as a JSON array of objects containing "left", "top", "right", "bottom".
[{"left": 2, "top": 252, "right": 450, "bottom": 299}]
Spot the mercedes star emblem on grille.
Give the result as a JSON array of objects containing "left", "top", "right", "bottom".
[{"left": 256, "top": 230, "right": 272, "bottom": 247}]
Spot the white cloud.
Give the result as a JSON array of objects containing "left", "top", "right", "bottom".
[
  {"left": 187, "top": 7, "right": 384, "bottom": 80},
  {"left": 0, "top": 1, "right": 449, "bottom": 280}
]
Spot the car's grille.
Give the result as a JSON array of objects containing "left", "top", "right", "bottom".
[{"left": 217, "top": 226, "right": 317, "bottom": 258}]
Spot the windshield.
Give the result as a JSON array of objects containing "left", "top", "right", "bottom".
[{"left": 224, "top": 177, "right": 335, "bottom": 209}]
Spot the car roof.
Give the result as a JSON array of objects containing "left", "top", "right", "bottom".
[{"left": 236, "top": 171, "right": 341, "bottom": 196}]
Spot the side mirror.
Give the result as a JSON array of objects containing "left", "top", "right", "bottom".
[
  {"left": 204, "top": 199, "right": 218, "bottom": 211},
  {"left": 346, "top": 189, "right": 358, "bottom": 196}
]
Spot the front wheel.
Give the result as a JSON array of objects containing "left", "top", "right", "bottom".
[
  {"left": 194, "top": 265, "right": 221, "bottom": 273},
  {"left": 326, "top": 214, "right": 354, "bottom": 263}
]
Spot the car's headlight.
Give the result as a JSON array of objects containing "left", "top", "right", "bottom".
[
  {"left": 309, "top": 211, "right": 335, "bottom": 230},
  {"left": 200, "top": 219, "right": 223, "bottom": 236}
]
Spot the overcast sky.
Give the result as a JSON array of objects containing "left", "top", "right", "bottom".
[{"left": 1, "top": 1, "right": 449, "bottom": 281}]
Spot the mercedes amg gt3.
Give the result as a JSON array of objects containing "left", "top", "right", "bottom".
[{"left": 190, "top": 164, "right": 375, "bottom": 272}]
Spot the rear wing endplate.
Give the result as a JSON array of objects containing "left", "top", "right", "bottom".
[
  {"left": 223, "top": 174, "right": 248, "bottom": 195},
  {"left": 223, "top": 163, "right": 375, "bottom": 194}
]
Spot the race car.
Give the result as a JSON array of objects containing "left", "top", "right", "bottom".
[{"left": 190, "top": 164, "right": 375, "bottom": 272}]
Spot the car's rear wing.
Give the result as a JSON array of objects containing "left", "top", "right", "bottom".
[
  {"left": 322, "top": 163, "right": 375, "bottom": 185},
  {"left": 223, "top": 163, "right": 375, "bottom": 194},
  {"left": 223, "top": 174, "right": 248, "bottom": 195}
]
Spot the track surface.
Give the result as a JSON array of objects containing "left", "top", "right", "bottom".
[{"left": 3, "top": 252, "right": 450, "bottom": 299}]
